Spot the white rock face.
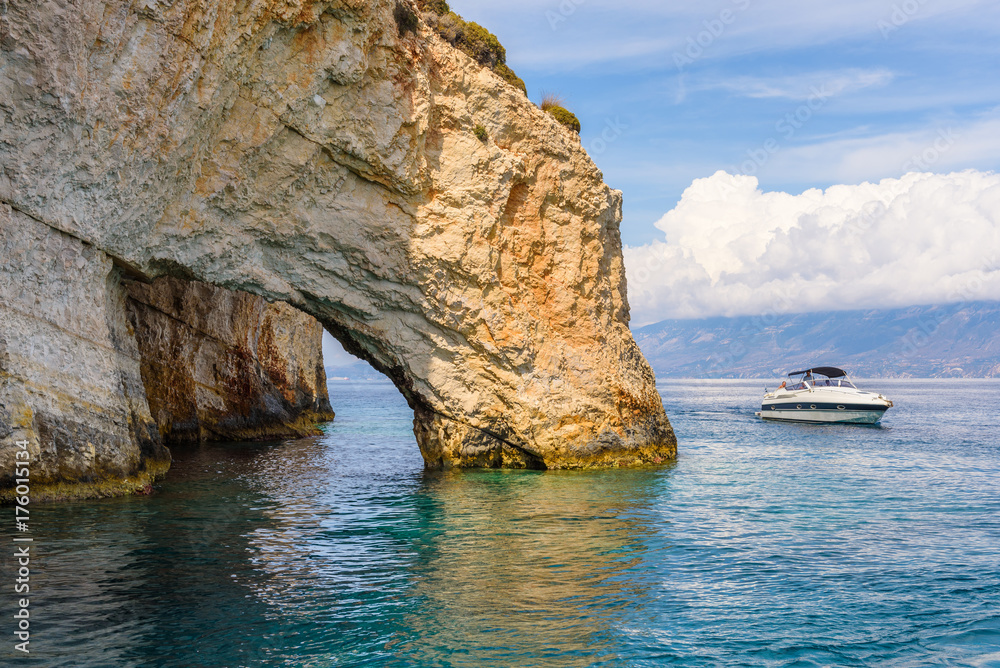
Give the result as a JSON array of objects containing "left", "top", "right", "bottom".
[
  {"left": 0, "top": 0, "right": 676, "bottom": 473},
  {"left": 0, "top": 205, "right": 170, "bottom": 499}
]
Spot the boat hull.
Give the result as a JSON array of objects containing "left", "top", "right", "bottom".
[{"left": 759, "top": 401, "right": 889, "bottom": 424}]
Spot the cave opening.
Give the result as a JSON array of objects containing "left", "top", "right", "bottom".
[{"left": 124, "top": 275, "right": 337, "bottom": 448}]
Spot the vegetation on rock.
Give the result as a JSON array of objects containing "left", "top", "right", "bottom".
[
  {"left": 540, "top": 93, "right": 564, "bottom": 112},
  {"left": 416, "top": 0, "right": 450, "bottom": 14},
  {"left": 538, "top": 93, "right": 581, "bottom": 133},
  {"left": 418, "top": 2, "right": 527, "bottom": 96},
  {"left": 546, "top": 106, "right": 581, "bottom": 133},
  {"left": 494, "top": 63, "right": 527, "bottom": 95},
  {"left": 473, "top": 124, "right": 488, "bottom": 142},
  {"left": 459, "top": 20, "right": 505, "bottom": 67}
]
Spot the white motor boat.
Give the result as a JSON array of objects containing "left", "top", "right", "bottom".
[{"left": 758, "top": 367, "right": 893, "bottom": 424}]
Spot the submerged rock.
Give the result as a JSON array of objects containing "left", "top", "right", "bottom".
[{"left": 0, "top": 0, "right": 676, "bottom": 496}]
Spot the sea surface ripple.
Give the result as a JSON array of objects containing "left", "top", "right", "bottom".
[{"left": 3, "top": 379, "right": 999, "bottom": 667}]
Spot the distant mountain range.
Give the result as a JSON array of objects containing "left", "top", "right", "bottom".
[
  {"left": 633, "top": 301, "right": 1000, "bottom": 379},
  {"left": 325, "top": 302, "right": 1000, "bottom": 381}
]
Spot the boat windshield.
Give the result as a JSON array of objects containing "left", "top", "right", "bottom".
[
  {"left": 786, "top": 376, "right": 858, "bottom": 389},
  {"left": 807, "top": 378, "right": 856, "bottom": 388}
]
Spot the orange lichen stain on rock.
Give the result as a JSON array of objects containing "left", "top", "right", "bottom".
[
  {"left": 493, "top": 179, "right": 586, "bottom": 328},
  {"left": 289, "top": 21, "right": 324, "bottom": 66},
  {"left": 272, "top": 0, "right": 319, "bottom": 26},
  {"left": 612, "top": 384, "right": 659, "bottom": 425},
  {"left": 494, "top": 182, "right": 540, "bottom": 303},
  {"left": 178, "top": 4, "right": 208, "bottom": 45},
  {"left": 241, "top": 0, "right": 320, "bottom": 36},
  {"left": 221, "top": 345, "right": 264, "bottom": 414},
  {"left": 474, "top": 320, "right": 505, "bottom": 355},
  {"left": 194, "top": 161, "right": 229, "bottom": 196},
  {"left": 140, "top": 355, "right": 199, "bottom": 442},
  {"left": 158, "top": 45, "right": 200, "bottom": 108},
  {"left": 258, "top": 312, "right": 295, "bottom": 403},
  {"left": 554, "top": 414, "right": 596, "bottom": 438},
  {"left": 498, "top": 181, "right": 531, "bottom": 227}
]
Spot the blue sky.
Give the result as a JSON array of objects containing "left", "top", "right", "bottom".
[{"left": 448, "top": 0, "right": 1000, "bottom": 245}]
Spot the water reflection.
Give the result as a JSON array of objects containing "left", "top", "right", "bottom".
[
  {"left": 228, "top": 430, "right": 671, "bottom": 667},
  {"left": 1, "top": 445, "right": 289, "bottom": 668},
  {"left": 393, "top": 469, "right": 667, "bottom": 666}
]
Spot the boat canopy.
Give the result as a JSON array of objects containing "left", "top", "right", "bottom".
[{"left": 787, "top": 366, "right": 847, "bottom": 378}]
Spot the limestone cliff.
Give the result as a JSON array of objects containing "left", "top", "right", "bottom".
[
  {"left": 0, "top": 205, "right": 171, "bottom": 500},
  {"left": 126, "top": 276, "right": 334, "bottom": 443},
  {"left": 0, "top": 207, "right": 333, "bottom": 501},
  {"left": 0, "top": 0, "right": 676, "bottom": 483}
]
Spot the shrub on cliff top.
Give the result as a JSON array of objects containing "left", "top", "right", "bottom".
[
  {"left": 546, "top": 106, "right": 581, "bottom": 133},
  {"left": 434, "top": 11, "right": 464, "bottom": 44},
  {"left": 495, "top": 63, "right": 527, "bottom": 95},
  {"left": 459, "top": 21, "right": 506, "bottom": 68},
  {"left": 539, "top": 92, "right": 565, "bottom": 112},
  {"left": 419, "top": 5, "right": 527, "bottom": 97}
]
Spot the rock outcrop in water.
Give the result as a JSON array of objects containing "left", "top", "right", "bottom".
[{"left": 0, "top": 0, "right": 676, "bottom": 497}]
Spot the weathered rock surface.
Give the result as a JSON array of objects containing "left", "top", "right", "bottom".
[
  {"left": 0, "top": 205, "right": 170, "bottom": 500},
  {"left": 0, "top": 0, "right": 676, "bottom": 478},
  {"left": 0, "top": 207, "right": 331, "bottom": 501},
  {"left": 126, "top": 276, "right": 334, "bottom": 444}
]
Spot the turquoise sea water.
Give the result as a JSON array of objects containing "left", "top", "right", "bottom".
[{"left": 3, "top": 379, "right": 1000, "bottom": 667}]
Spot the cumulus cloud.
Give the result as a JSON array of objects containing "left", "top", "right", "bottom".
[{"left": 624, "top": 170, "right": 1000, "bottom": 325}]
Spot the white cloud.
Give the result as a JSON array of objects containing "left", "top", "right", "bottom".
[
  {"left": 625, "top": 170, "right": 1000, "bottom": 325},
  {"left": 707, "top": 69, "right": 894, "bottom": 100}
]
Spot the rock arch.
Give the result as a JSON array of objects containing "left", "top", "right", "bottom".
[{"left": 0, "top": 0, "right": 675, "bottom": 499}]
